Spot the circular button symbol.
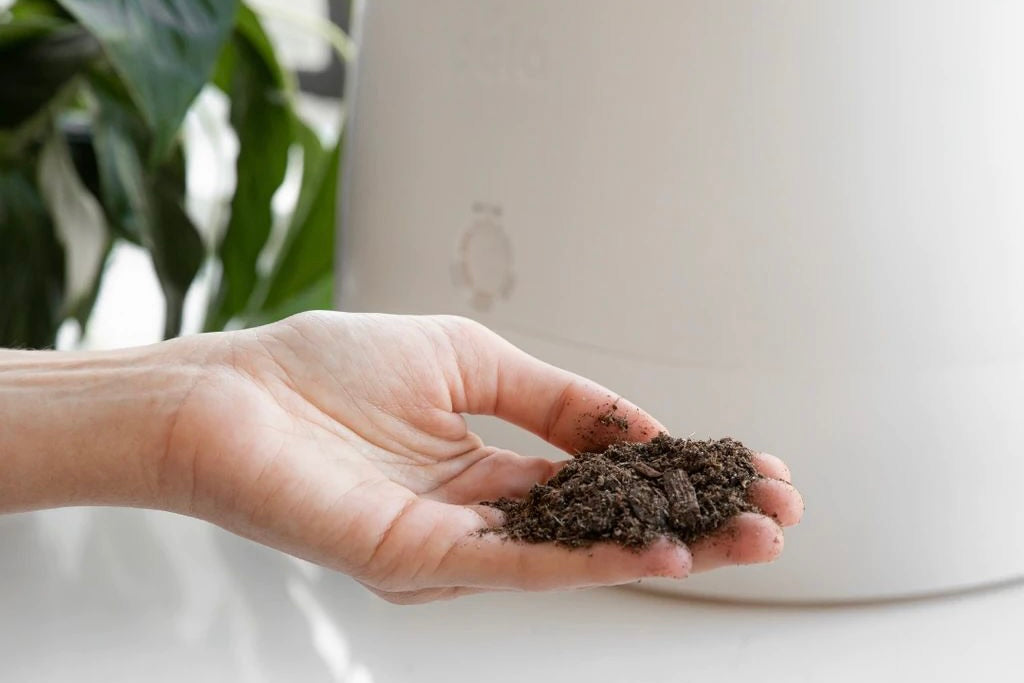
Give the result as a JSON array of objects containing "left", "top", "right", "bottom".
[{"left": 453, "top": 219, "right": 515, "bottom": 311}]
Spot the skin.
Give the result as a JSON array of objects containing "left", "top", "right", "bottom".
[{"left": 0, "top": 312, "right": 802, "bottom": 604}]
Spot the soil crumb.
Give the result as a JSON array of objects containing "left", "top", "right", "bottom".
[{"left": 483, "top": 435, "right": 760, "bottom": 548}]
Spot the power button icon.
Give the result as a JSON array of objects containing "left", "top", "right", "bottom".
[{"left": 452, "top": 203, "right": 515, "bottom": 311}]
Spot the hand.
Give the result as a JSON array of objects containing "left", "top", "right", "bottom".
[{"left": 156, "top": 312, "right": 802, "bottom": 603}]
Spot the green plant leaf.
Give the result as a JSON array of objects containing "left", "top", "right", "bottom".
[
  {"left": 56, "top": 0, "right": 238, "bottom": 161},
  {"left": 0, "top": 16, "right": 62, "bottom": 45},
  {"left": 0, "top": 21, "right": 99, "bottom": 130},
  {"left": 89, "top": 79, "right": 148, "bottom": 243},
  {"left": 212, "top": 4, "right": 289, "bottom": 94},
  {"left": 62, "top": 116, "right": 105, "bottom": 219},
  {"left": 37, "top": 129, "right": 112, "bottom": 326},
  {"left": 0, "top": 163, "right": 66, "bottom": 348},
  {"left": 91, "top": 86, "right": 203, "bottom": 338},
  {"left": 3, "top": 0, "right": 73, "bottom": 37},
  {"left": 8, "top": 0, "right": 72, "bottom": 21},
  {"left": 204, "top": 6, "right": 292, "bottom": 331},
  {"left": 149, "top": 144, "right": 204, "bottom": 338},
  {"left": 258, "top": 126, "right": 340, "bottom": 314}
]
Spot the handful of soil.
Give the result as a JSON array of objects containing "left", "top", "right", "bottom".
[{"left": 483, "top": 435, "right": 760, "bottom": 548}]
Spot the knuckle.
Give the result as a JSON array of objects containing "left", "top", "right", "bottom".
[
  {"left": 433, "top": 315, "right": 494, "bottom": 345},
  {"left": 280, "top": 309, "right": 336, "bottom": 330}
]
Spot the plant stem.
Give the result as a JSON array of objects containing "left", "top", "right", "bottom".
[{"left": 163, "top": 291, "right": 184, "bottom": 340}]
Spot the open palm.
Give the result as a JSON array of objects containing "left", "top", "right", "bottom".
[{"left": 162, "top": 312, "right": 802, "bottom": 603}]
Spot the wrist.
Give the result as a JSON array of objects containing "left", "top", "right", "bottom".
[{"left": 0, "top": 337, "right": 212, "bottom": 513}]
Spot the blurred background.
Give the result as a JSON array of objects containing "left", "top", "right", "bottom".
[
  {"left": 0, "top": 0, "right": 353, "bottom": 352},
  {"left": 70, "top": 0, "right": 352, "bottom": 350}
]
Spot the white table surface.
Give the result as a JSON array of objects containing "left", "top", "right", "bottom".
[{"left": 2, "top": 507, "right": 1020, "bottom": 683}]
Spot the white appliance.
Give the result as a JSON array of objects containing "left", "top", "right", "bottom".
[{"left": 337, "top": 0, "right": 1024, "bottom": 602}]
